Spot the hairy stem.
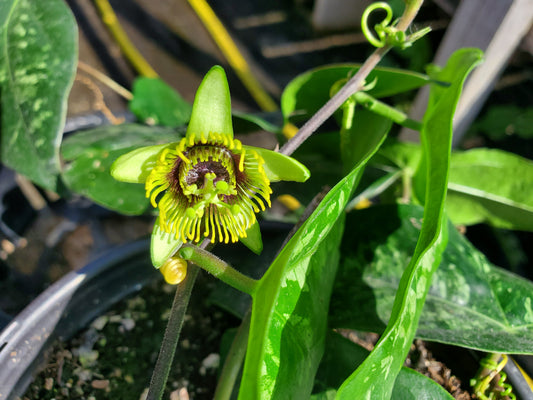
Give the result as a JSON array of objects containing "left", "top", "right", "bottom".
[
  {"left": 146, "top": 264, "right": 200, "bottom": 400},
  {"left": 179, "top": 244, "right": 258, "bottom": 295}
]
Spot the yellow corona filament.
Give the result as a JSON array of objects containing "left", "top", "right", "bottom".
[
  {"left": 176, "top": 149, "right": 190, "bottom": 163},
  {"left": 239, "top": 148, "right": 246, "bottom": 172}
]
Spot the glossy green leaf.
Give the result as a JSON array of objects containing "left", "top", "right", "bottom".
[
  {"left": 247, "top": 146, "right": 310, "bottom": 183},
  {"left": 129, "top": 77, "right": 192, "bottom": 127},
  {"left": 331, "top": 204, "right": 533, "bottom": 354},
  {"left": 239, "top": 113, "right": 389, "bottom": 399},
  {"left": 313, "top": 332, "right": 454, "bottom": 400},
  {"left": 110, "top": 143, "right": 171, "bottom": 183},
  {"left": 446, "top": 148, "right": 533, "bottom": 230},
  {"left": 186, "top": 65, "right": 233, "bottom": 138},
  {"left": 240, "top": 215, "right": 344, "bottom": 399},
  {"left": 392, "top": 367, "right": 455, "bottom": 400},
  {"left": 281, "top": 64, "right": 430, "bottom": 124},
  {"left": 371, "top": 141, "right": 533, "bottom": 231},
  {"left": 0, "top": 0, "right": 77, "bottom": 191},
  {"left": 151, "top": 218, "right": 183, "bottom": 268},
  {"left": 61, "top": 124, "right": 179, "bottom": 215},
  {"left": 337, "top": 48, "right": 483, "bottom": 399}
]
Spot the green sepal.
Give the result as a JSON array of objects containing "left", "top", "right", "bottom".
[
  {"left": 151, "top": 217, "right": 183, "bottom": 268},
  {"left": 110, "top": 143, "right": 173, "bottom": 183},
  {"left": 239, "top": 220, "right": 263, "bottom": 255},
  {"left": 246, "top": 146, "right": 310, "bottom": 182},
  {"left": 186, "top": 66, "right": 233, "bottom": 138}
]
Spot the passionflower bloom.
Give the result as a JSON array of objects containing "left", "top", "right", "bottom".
[{"left": 111, "top": 66, "right": 309, "bottom": 269}]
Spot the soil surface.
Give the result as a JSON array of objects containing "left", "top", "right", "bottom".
[{"left": 22, "top": 274, "right": 240, "bottom": 400}]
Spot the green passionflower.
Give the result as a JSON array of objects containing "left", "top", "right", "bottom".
[{"left": 111, "top": 66, "right": 309, "bottom": 270}]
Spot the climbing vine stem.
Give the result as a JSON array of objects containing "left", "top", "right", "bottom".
[{"left": 278, "top": 0, "right": 425, "bottom": 157}]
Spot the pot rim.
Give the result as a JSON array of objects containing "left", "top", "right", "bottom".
[{"left": 0, "top": 238, "right": 154, "bottom": 399}]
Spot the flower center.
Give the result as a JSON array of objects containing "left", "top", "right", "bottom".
[
  {"left": 178, "top": 146, "right": 235, "bottom": 192},
  {"left": 177, "top": 145, "right": 237, "bottom": 196},
  {"left": 173, "top": 145, "right": 240, "bottom": 219}
]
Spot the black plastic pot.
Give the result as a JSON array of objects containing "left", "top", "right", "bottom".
[{"left": 0, "top": 239, "right": 155, "bottom": 400}]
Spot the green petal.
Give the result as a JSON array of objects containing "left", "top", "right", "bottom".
[
  {"left": 186, "top": 66, "right": 233, "bottom": 138},
  {"left": 111, "top": 143, "right": 173, "bottom": 183},
  {"left": 151, "top": 218, "right": 184, "bottom": 268},
  {"left": 246, "top": 146, "right": 311, "bottom": 182},
  {"left": 240, "top": 220, "right": 263, "bottom": 255}
]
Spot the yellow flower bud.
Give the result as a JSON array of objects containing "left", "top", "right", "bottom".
[{"left": 160, "top": 256, "right": 188, "bottom": 285}]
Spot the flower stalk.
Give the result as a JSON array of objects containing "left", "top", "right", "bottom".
[
  {"left": 179, "top": 244, "right": 258, "bottom": 295},
  {"left": 146, "top": 263, "right": 200, "bottom": 400}
]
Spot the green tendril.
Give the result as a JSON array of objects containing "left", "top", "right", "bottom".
[
  {"left": 361, "top": 2, "right": 431, "bottom": 50},
  {"left": 471, "top": 353, "right": 516, "bottom": 400},
  {"left": 361, "top": 2, "right": 394, "bottom": 48}
]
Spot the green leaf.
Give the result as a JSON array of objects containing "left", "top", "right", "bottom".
[
  {"left": 340, "top": 108, "right": 392, "bottom": 173},
  {"left": 186, "top": 65, "right": 233, "bottom": 138},
  {"left": 371, "top": 138, "right": 421, "bottom": 172},
  {"left": 446, "top": 148, "right": 533, "bottom": 230},
  {"left": 61, "top": 124, "right": 179, "bottom": 215},
  {"left": 337, "top": 48, "right": 483, "bottom": 399},
  {"left": 0, "top": 0, "right": 77, "bottom": 191},
  {"left": 129, "top": 77, "right": 192, "bottom": 127},
  {"left": 239, "top": 112, "right": 389, "bottom": 399},
  {"left": 232, "top": 110, "right": 283, "bottom": 135},
  {"left": 151, "top": 218, "right": 183, "bottom": 268},
  {"left": 331, "top": 204, "right": 533, "bottom": 354},
  {"left": 240, "top": 214, "right": 345, "bottom": 399},
  {"left": 370, "top": 141, "right": 533, "bottom": 230},
  {"left": 281, "top": 64, "right": 430, "bottom": 124},
  {"left": 247, "top": 146, "right": 310, "bottom": 182},
  {"left": 392, "top": 367, "right": 455, "bottom": 400},
  {"left": 471, "top": 105, "right": 533, "bottom": 140},
  {"left": 313, "top": 332, "right": 454, "bottom": 400}
]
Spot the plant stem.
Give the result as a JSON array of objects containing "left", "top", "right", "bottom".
[
  {"left": 93, "top": 0, "right": 158, "bottom": 78},
  {"left": 279, "top": 46, "right": 389, "bottom": 156},
  {"left": 213, "top": 309, "right": 251, "bottom": 400},
  {"left": 146, "top": 263, "right": 200, "bottom": 400},
  {"left": 353, "top": 92, "right": 423, "bottom": 131},
  {"left": 401, "top": 169, "right": 413, "bottom": 204},
  {"left": 179, "top": 244, "right": 258, "bottom": 295},
  {"left": 278, "top": 0, "right": 425, "bottom": 157}
]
